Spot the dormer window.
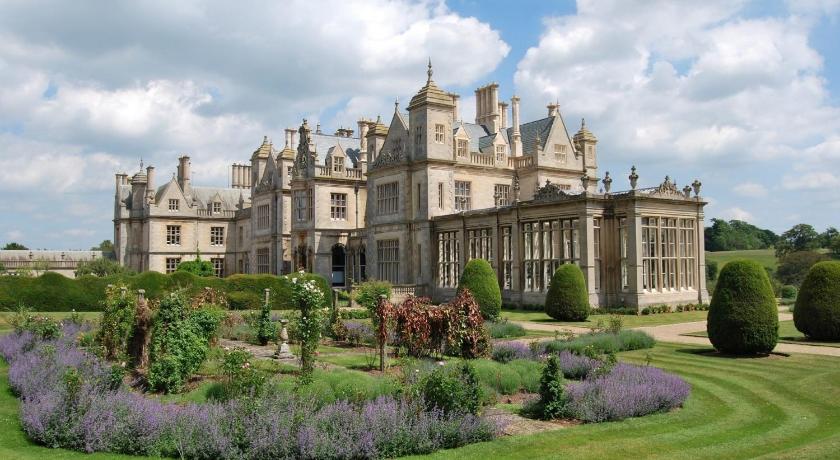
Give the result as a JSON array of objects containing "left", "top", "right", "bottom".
[
  {"left": 457, "top": 139, "right": 467, "bottom": 157},
  {"left": 168, "top": 199, "right": 179, "bottom": 211},
  {"left": 212, "top": 202, "right": 222, "bottom": 214},
  {"left": 332, "top": 157, "right": 344, "bottom": 173},
  {"left": 495, "top": 145, "right": 505, "bottom": 161}
]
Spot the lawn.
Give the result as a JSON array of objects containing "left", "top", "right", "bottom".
[
  {"left": 683, "top": 320, "right": 840, "bottom": 348},
  {"left": 413, "top": 342, "right": 840, "bottom": 459},
  {"left": 501, "top": 309, "right": 709, "bottom": 328},
  {"left": 705, "top": 248, "right": 778, "bottom": 272}
]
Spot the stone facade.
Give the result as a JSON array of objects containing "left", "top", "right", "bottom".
[{"left": 114, "top": 64, "right": 709, "bottom": 309}]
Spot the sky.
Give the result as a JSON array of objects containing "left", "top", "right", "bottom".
[{"left": 0, "top": 0, "right": 839, "bottom": 249}]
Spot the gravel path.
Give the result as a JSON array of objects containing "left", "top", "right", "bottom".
[{"left": 511, "top": 312, "right": 840, "bottom": 357}]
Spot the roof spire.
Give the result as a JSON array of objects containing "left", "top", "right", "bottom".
[
  {"left": 394, "top": 98, "right": 399, "bottom": 113},
  {"left": 581, "top": 118, "right": 586, "bottom": 129},
  {"left": 139, "top": 158, "right": 144, "bottom": 170},
  {"left": 427, "top": 57, "right": 433, "bottom": 83}
]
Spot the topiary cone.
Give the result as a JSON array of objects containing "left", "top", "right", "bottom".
[
  {"left": 458, "top": 258, "right": 502, "bottom": 320},
  {"left": 707, "top": 259, "right": 778, "bottom": 355},
  {"left": 545, "top": 264, "right": 590, "bottom": 321},
  {"left": 794, "top": 261, "right": 840, "bottom": 341}
]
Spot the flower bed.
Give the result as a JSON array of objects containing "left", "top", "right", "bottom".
[
  {"left": 565, "top": 363, "right": 691, "bottom": 422},
  {"left": 0, "top": 325, "right": 499, "bottom": 459}
]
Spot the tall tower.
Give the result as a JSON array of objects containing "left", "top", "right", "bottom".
[{"left": 407, "top": 59, "right": 455, "bottom": 161}]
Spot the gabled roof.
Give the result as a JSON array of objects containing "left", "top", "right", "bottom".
[
  {"left": 310, "top": 133, "right": 361, "bottom": 167},
  {"left": 453, "top": 121, "right": 489, "bottom": 153},
  {"left": 191, "top": 187, "right": 247, "bottom": 209}
]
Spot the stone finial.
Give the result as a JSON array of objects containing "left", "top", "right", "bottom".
[
  {"left": 692, "top": 179, "right": 702, "bottom": 197},
  {"left": 682, "top": 185, "right": 692, "bottom": 198},
  {"left": 427, "top": 57, "right": 433, "bottom": 83},
  {"left": 394, "top": 98, "right": 399, "bottom": 113},
  {"left": 602, "top": 171, "right": 612, "bottom": 193},
  {"left": 629, "top": 165, "right": 639, "bottom": 190}
]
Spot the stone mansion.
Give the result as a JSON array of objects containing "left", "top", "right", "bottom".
[{"left": 114, "top": 64, "right": 709, "bottom": 309}]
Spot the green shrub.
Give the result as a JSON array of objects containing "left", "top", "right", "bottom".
[
  {"left": 793, "top": 261, "right": 840, "bottom": 340},
  {"left": 706, "top": 261, "right": 719, "bottom": 281},
  {"left": 471, "top": 360, "right": 522, "bottom": 395},
  {"left": 255, "top": 294, "right": 276, "bottom": 346},
  {"left": 176, "top": 255, "right": 215, "bottom": 277},
  {"left": 354, "top": 280, "right": 392, "bottom": 326},
  {"left": 780, "top": 285, "right": 798, "bottom": 300},
  {"left": 534, "top": 355, "right": 568, "bottom": 420},
  {"left": 129, "top": 271, "right": 172, "bottom": 300},
  {"left": 458, "top": 259, "right": 502, "bottom": 320},
  {"left": 544, "top": 264, "right": 590, "bottom": 321},
  {"left": 540, "top": 330, "right": 655, "bottom": 355},
  {"left": 417, "top": 362, "right": 483, "bottom": 414},
  {"left": 148, "top": 292, "right": 221, "bottom": 393},
  {"left": 486, "top": 320, "right": 526, "bottom": 339},
  {"left": 777, "top": 251, "right": 830, "bottom": 286},
  {"left": 707, "top": 260, "right": 778, "bottom": 355},
  {"left": 226, "top": 291, "right": 261, "bottom": 310},
  {"left": 97, "top": 284, "right": 137, "bottom": 360},
  {"left": 506, "top": 359, "right": 542, "bottom": 393}
]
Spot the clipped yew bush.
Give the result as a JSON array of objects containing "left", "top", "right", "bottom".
[
  {"left": 793, "top": 261, "right": 840, "bottom": 340},
  {"left": 458, "top": 259, "right": 501, "bottom": 320},
  {"left": 545, "top": 264, "right": 590, "bottom": 321},
  {"left": 707, "top": 259, "right": 778, "bottom": 354}
]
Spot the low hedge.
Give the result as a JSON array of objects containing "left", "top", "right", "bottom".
[{"left": 0, "top": 271, "right": 331, "bottom": 312}]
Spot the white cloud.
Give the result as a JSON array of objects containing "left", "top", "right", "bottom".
[
  {"left": 0, "top": 0, "right": 509, "bottom": 248},
  {"left": 513, "top": 1, "right": 840, "bottom": 232},
  {"left": 782, "top": 171, "right": 840, "bottom": 190},
  {"left": 720, "top": 207, "right": 754, "bottom": 222},
  {"left": 733, "top": 182, "right": 768, "bottom": 198}
]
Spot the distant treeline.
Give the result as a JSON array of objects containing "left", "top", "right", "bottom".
[{"left": 705, "top": 219, "right": 778, "bottom": 252}]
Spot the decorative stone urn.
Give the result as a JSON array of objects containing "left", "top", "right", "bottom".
[{"left": 274, "top": 319, "right": 295, "bottom": 359}]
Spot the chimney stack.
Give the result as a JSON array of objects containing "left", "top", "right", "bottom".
[
  {"left": 145, "top": 165, "right": 155, "bottom": 203},
  {"left": 449, "top": 93, "right": 460, "bottom": 122},
  {"left": 511, "top": 96, "right": 522, "bottom": 157},
  {"left": 498, "top": 102, "right": 508, "bottom": 129},
  {"left": 285, "top": 128, "right": 295, "bottom": 148},
  {"left": 358, "top": 120, "right": 369, "bottom": 152},
  {"left": 474, "top": 83, "right": 501, "bottom": 133},
  {"left": 177, "top": 156, "right": 191, "bottom": 195}
]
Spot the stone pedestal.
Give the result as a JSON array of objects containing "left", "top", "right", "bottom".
[{"left": 274, "top": 319, "right": 295, "bottom": 359}]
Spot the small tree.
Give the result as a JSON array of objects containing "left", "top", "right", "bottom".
[
  {"left": 707, "top": 260, "right": 778, "bottom": 355},
  {"left": 545, "top": 264, "right": 590, "bottom": 321},
  {"left": 706, "top": 261, "right": 719, "bottom": 281},
  {"left": 256, "top": 289, "right": 276, "bottom": 346},
  {"left": 458, "top": 258, "right": 502, "bottom": 320},
  {"left": 794, "top": 261, "right": 840, "bottom": 340},
  {"left": 355, "top": 280, "right": 392, "bottom": 326},
  {"left": 177, "top": 252, "right": 215, "bottom": 277},
  {"left": 2, "top": 242, "right": 27, "bottom": 250},
  {"left": 536, "top": 355, "right": 567, "bottom": 420}
]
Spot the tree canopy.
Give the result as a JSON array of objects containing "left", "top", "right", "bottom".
[
  {"left": 775, "top": 224, "right": 821, "bottom": 258},
  {"left": 704, "top": 219, "right": 777, "bottom": 252},
  {"left": 2, "top": 242, "right": 28, "bottom": 250}
]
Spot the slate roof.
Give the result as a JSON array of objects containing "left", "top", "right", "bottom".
[
  {"left": 190, "top": 186, "right": 247, "bottom": 209},
  {"left": 507, "top": 116, "right": 555, "bottom": 155}
]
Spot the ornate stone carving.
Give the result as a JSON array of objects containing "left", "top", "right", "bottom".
[
  {"left": 650, "top": 176, "right": 686, "bottom": 199},
  {"left": 534, "top": 179, "right": 575, "bottom": 202},
  {"left": 371, "top": 137, "right": 405, "bottom": 169},
  {"left": 602, "top": 171, "right": 613, "bottom": 193}
]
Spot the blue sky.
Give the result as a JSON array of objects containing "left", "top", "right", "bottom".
[{"left": 0, "top": 0, "right": 839, "bottom": 249}]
